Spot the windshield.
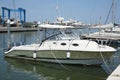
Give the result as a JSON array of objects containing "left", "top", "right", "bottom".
[{"left": 44, "top": 28, "right": 81, "bottom": 40}]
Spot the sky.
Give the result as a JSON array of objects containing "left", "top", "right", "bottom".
[{"left": 0, "top": 0, "right": 120, "bottom": 24}]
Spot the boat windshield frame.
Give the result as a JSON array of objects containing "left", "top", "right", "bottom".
[{"left": 40, "top": 28, "right": 81, "bottom": 42}]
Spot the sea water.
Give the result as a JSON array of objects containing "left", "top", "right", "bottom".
[{"left": 0, "top": 31, "right": 120, "bottom": 80}]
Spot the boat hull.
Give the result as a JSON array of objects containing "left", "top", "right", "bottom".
[{"left": 5, "top": 50, "right": 114, "bottom": 65}]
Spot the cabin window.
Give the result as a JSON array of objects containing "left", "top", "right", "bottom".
[
  {"left": 61, "top": 43, "right": 66, "bottom": 46},
  {"left": 72, "top": 43, "right": 79, "bottom": 46},
  {"left": 53, "top": 42, "right": 56, "bottom": 44}
]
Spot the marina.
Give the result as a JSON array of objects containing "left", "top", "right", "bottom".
[{"left": 0, "top": 0, "right": 120, "bottom": 80}]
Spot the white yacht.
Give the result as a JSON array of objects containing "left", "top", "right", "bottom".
[
  {"left": 5, "top": 24, "right": 116, "bottom": 65},
  {"left": 81, "top": 23, "right": 120, "bottom": 44}
]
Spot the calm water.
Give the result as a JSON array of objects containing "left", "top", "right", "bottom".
[{"left": 0, "top": 31, "right": 120, "bottom": 80}]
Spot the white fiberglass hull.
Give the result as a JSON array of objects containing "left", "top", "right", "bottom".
[{"left": 5, "top": 40, "right": 116, "bottom": 65}]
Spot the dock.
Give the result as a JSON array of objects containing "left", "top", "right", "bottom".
[
  {"left": 0, "top": 25, "right": 38, "bottom": 33},
  {"left": 107, "top": 64, "right": 120, "bottom": 80}
]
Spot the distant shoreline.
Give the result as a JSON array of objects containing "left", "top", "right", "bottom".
[{"left": 0, "top": 25, "right": 38, "bottom": 33}]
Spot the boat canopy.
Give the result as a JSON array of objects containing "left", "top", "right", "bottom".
[{"left": 38, "top": 24, "right": 74, "bottom": 29}]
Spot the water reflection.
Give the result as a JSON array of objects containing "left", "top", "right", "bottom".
[
  {"left": 5, "top": 58, "right": 107, "bottom": 80},
  {"left": 10, "top": 32, "right": 39, "bottom": 45}
]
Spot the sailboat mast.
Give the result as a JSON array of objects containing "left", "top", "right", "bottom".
[
  {"left": 112, "top": 0, "right": 115, "bottom": 24},
  {"left": 105, "top": 0, "right": 115, "bottom": 24}
]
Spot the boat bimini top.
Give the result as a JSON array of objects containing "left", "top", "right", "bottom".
[{"left": 38, "top": 24, "right": 74, "bottom": 29}]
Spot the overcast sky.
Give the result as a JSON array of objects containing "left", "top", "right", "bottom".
[{"left": 0, "top": 0, "right": 120, "bottom": 24}]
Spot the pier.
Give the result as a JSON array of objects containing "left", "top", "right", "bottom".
[
  {"left": 107, "top": 65, "right": 120, "bottom": 80},
  {"left": 0, "top": 25, "right": 38, "bottom": 33}
]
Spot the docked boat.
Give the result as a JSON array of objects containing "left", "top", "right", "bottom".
[
  {"left": 81, "top": 23, "right": 120, "bottom": 46},
  {"left": 4, "top": 24, "right": 116, "bottom": 65}
]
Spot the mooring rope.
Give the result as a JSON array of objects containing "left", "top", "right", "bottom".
[
  {"left": 99, "top": 48, "right": 112, "bottom": 73},
  {"left": 50, "top": 46, "right": 70, "bottom": 71}
]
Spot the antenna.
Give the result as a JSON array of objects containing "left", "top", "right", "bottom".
[
  {"left": 112, "top": 0, "right": 115, "bottom": 24},
  {"left": 56, "top": 0, "right": 60, "bottom": 17}
]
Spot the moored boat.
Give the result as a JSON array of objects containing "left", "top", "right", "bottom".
[{"left": 5, "top": 24, "right": 116, "bottom": 65}]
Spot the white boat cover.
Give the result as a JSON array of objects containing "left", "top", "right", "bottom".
[{"left": 38, "top": 24, "right": 74, "bottom": 29}]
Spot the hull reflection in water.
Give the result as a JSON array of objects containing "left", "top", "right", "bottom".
[{"left": 5, "top": 58, "right": 107, "bottom": 80}]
